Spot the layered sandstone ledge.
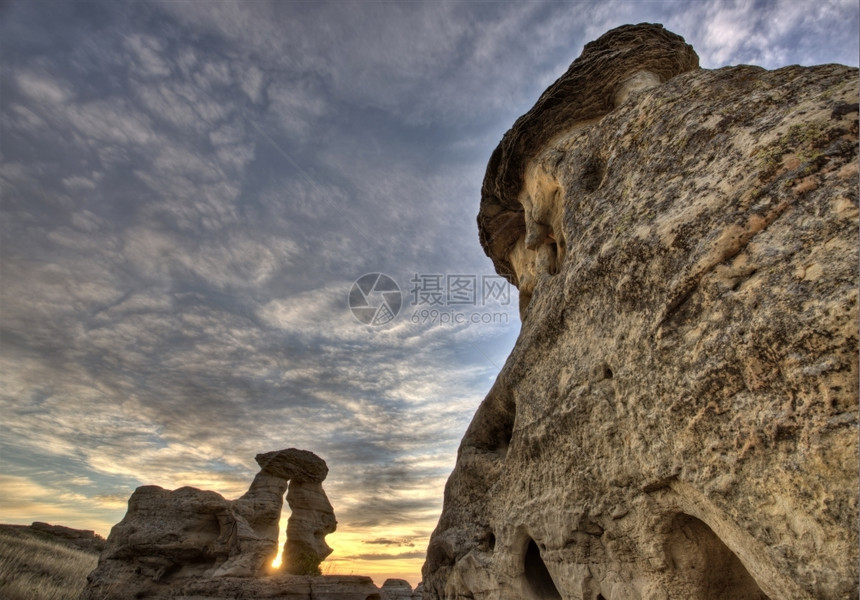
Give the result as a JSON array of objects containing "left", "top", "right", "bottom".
[{"left": 425, "top": 23, "right": 858, "bottom": 600}]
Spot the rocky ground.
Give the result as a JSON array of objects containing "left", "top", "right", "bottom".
[{"left": 0, "top": 524, "right": 101, "bottom": 600}]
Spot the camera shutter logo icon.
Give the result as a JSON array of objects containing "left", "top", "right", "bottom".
[{"left": 349, "top": 273, "right": 402, "bottom": 326}]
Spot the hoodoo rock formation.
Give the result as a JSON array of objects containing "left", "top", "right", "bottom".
[
  {"left": 257, "top": 448, "right": 338, "bottom": 575},
  {"left": 424, "top": 23, "right": 858, "bottom": 600},
  {"left": 82, "top": 448, "right": 381, "bottom": 600}
]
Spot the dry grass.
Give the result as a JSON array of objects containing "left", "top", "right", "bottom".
[{"left": 0, "top": 528, "right": 98, "bottom": 600}]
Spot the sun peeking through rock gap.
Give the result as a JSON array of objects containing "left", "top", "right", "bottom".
[{"left": 270, "top": 512, "right": 289, "bottom": 570}]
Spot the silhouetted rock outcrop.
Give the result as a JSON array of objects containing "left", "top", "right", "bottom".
[
  {"left": 257, "top": 448, "right": 338, "bottom": 575},
  {"left": 381, "top": 578, "right": 422, "bottom": 600},
  {"left": 0, "top": 522, "right": 107, "bottom": 554},
  {"left": 424, "top": 23, "right": 859, "bottom": 600},
  {"left": 82, "top": 448, "right": 376, "bottom": 600}
]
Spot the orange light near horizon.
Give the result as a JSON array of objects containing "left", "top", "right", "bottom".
[
  {"left": 323, "top": 525, "right": 426, "bottom": 588},
  {"left": 265, "top": 514, "right": 424, "bottom": 587}
]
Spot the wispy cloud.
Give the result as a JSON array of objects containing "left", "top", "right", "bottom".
[{"left": 665, "top": 0, "right": 859, "bottom": 68}]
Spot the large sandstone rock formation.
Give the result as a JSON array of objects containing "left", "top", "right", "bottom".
[
  {"left": 257, "top": 448, "right": 338, "bottom": 575},
  {"left": 424, "top": 23, "right": 858, "bottom": 600},
  {"left": 83, "top": 448, "right": 359, "bottom": 599}
]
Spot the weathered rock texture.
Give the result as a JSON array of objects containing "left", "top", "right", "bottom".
[
  {"left": 82, "top": 448, "right": 347, "bottom": 599},
  {"left": 424, "top": 23, "right": 858, "bottom": 600}
]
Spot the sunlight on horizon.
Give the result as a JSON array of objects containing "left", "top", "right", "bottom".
[{"left": 268, "top": 514, "right": 424, "bottom": 587}]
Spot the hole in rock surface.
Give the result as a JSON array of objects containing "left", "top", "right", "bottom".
[
  {"left": 547, "top": 241, "right": 559, "bottom": 275},
  {"left": 581, "top": 156, "right": 606, "bottom": 193},
  {"left": 478, "top": 530, "right": 496, "bottom": 552},
  {"left": 524, "top": 538, "right": 562, "bottom": 599},
  {"left": 665, "top": 514, "right": 770, "bottom": 600}
]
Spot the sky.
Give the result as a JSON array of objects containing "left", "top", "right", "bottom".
[{"left": 1, "top": 0, "right": 857, "bottom": 588}]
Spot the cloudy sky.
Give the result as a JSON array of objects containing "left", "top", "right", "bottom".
[{"left": 1, "top": 0, "right": 857, "bottom": 586}]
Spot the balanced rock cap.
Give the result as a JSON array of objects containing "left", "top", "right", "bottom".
[
  {"left": 478, "top": 22, "right": 699, "bottom": 284},
  {"left": 255, "top": 448, "right": 329, "bottom": 483}
]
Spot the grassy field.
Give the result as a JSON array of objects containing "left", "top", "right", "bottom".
[{"left": 0, "top": 527, "right": 99, "bottom": 600}]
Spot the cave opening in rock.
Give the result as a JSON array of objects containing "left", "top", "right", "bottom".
[
  {"left": 665, "top": 514, "right": 770, "bottom": 600},
  {"left": 524, "top": 538, "right": 562, "bottom": 599}
]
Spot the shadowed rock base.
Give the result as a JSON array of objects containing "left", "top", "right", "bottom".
[{"left": 155, "top": 574, "right": 382, "bottom": 599}]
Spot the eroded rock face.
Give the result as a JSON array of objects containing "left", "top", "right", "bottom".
[
  {"left": 478, "top": 23, "right": 699, "bottom": 317},
  {"left": 424, "top": 23, "right": 858, "bottom": 600},
  {"left": 82, "top": 448, "right": 342, "bottom": 599}
]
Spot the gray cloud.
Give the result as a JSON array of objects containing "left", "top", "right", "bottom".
[{"left": 363, "top": 538, "right": 417, "bottom": 547}]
